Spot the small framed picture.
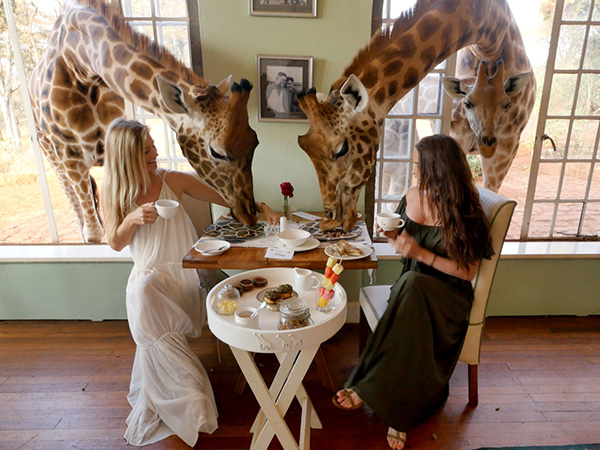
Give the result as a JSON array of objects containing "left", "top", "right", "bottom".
[
  {"left": 257, "top": 55, "right": 313, "bottom": 123},
  {"left": 249, "top": 0, "right": 317, "bottom": 18}
]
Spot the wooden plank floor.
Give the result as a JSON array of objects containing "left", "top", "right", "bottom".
[{"left": 1, "top": 317, "right": 600, "bottom": 450}]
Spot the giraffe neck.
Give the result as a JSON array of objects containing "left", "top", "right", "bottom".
[
  {"left": 335, "top": 0, "right": 515, "bottom": 120},
  {"left": 59, "top": 0, "right": 203, "bottom": 123}
]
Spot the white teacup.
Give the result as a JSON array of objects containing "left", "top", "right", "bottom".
[
  {"left": 377, "top": 212, "right": 406, "bottom": 232},
  {"left": 294, "top": 267, "right": 319, "bottom": 291},
  {"left": 155, "top": 199, "right": 179, "bottom": 219}
]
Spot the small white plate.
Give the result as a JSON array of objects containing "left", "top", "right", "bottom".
[
  {"left": 193, "top": 239, "right": 230, "bottom": 255},
  {"left": 277, "top": 237, "right": 320, "bottom": 252},
  {"left": 324, "top": 243, "right": 373, "bottom": 260}
]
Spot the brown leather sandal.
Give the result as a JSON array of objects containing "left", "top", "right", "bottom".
[{"left": 331, "top": 388, "right": 363, "bottom": 410}]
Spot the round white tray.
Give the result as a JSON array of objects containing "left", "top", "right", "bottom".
[{"left": 206, "top": 267, "right": 347, "bottom": 353}]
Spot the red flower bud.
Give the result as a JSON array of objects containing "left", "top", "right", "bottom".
[{"left": 280, "top": 181, "right": 294, "bottom": 198}]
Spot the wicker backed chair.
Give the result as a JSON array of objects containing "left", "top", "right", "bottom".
[{"left": 358, "top": 185, "right": 516, "bottom": 406}]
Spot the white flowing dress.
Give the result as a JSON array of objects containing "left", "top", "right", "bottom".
[{"left": 123, "top": 176, "right": 218, "bottom": 447}]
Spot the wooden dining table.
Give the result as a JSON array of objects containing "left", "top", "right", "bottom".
[{"left": 182, "top": 215, "right": 378, "bottom": 271}]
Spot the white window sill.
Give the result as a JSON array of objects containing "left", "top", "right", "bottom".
[
  {"left": 0, "top": 245, "right": 132, "bottom": 262},
  {"left": 0, "top": 241, "right": 598, "bottom": 263},
  {"left": 373, "top": 241, "right": 600, "bottom": 260}
]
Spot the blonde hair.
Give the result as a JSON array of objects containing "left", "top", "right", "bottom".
[{"left": 101, "top": 119, "right": 151, "bottom": 244}]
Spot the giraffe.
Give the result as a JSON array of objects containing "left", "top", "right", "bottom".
[
  {"left": 29, "top": 0, "right": 259, "bottom": 242},
  {"left": 296, "top": 0, "right": 535, "bottom": 231},
  {"left": 442, "top": 47, "right": 535, "bottom": 192}
]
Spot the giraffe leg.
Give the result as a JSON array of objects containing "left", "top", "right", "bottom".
[
  {"left": 65, "top": 162, "right": 104, "bottom": 243},
  {"left": 41, "top": 145, "right": 87, "bottom": 238}
]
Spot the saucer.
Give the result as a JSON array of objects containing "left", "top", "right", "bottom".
[
  {"left": 193, "top": 239, "right": 230, "bottom": 255},
  {"left": 277, "top": 237, "right": 320, "bottom": 252}
]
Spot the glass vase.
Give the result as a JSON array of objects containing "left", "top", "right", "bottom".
[{"left": 282, "top": 196, "right": 291, "bottom": 220}]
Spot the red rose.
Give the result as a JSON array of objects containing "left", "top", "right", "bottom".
[{"left": 280, "top": 182, "right": 294, "bottom": 198}]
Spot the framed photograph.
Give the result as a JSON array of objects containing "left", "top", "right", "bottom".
[
  {"left": 257, "top": 55, "right": 313, "bottom": 123},
  {"left": 249, "top": 0, "right": 317, "bottom": 18}
]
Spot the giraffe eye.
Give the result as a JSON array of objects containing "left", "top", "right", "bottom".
[
  {"left": 464, "top": 100, "right": 474, "bottom": 110},
  {"left": 502, "top": 102, "right": 511, "bottom": 111},
  {"left": 334, "top": 139, "right": 349, "bottom": 159},
  {"left": 210, "top": 145, "right": 232, "bottom": 162}
]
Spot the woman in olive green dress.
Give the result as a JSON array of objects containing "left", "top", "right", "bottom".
[{"left": 334, "top": 134, "right": 493, "bottom": 449}]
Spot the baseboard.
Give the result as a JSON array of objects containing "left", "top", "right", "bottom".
[{"left": 346, "top": 302, "right": 360, "bottom": 323}]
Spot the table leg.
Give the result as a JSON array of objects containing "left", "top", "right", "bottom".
[{"left": 231, "top": 345, "right": 319, "bottom": 450}]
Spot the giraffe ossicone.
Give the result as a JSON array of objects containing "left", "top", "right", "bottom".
[
  {"left": 29, "top": 0, "right": 259, "bottom": 242},
  {"left": 297, "top": 0, "right": 536, "bottom": 231}
]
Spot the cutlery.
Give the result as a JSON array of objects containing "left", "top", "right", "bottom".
[
  {"left": 203, "top": 244, "right": 228, "bottom": 254},
  {"left": 250, "top": 301, "right": 267, "bottom": 318}
]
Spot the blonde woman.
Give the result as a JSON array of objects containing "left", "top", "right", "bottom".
[{"left": 102, "top": 119, "right": 277, "bottom": 447}]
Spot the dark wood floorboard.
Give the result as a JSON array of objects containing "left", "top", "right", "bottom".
[{"left": 1, "top": 317, "right": 600, "bottom": 449}]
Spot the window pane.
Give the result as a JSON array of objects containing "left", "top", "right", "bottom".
[
  {"left": 415, "top": 118, "right": 440, "bottom": 140},
  {"left": 548, "top": 74, "right": 577, "bottom": 116},
  {"left": 389, "top": 0, "right": 416, "bottom": 19},
  {"left": 157, "top": 24, "right": 190, "bottom": 66},
  {"left": 542, "top": 120, "right": 570, "bottom": 159},
  {"left": 122, "top": 0, "right": 152, "bottom": 18},
  {"left": 382, "top": 118, "right": 412, "bottom": 158},
  {"left": 583, "top": 26, "right": 600, "bottom": 70},
  {"left": 562, "top": 0, "right": 591, "bottom": 21},
  {"left": 575, "top": 74, "right": 600, "bottom": 116},
  {"left": 581, "top": 202, "right": 600, "bottom": 236},
  {"left": 568, "top": 119, "right": 599, "bottom": 159},
  {"left": 561, "top": 162, "right": 591, "bottom": 199},
  {"left": 156, "top": 0, "right": 187, "bottom": 17},
  {"left": 417, "top": 74, "right": 442, "bottom": 115},
  {"left": 529, "top": 203, "right": 554, "bottom": 238},
  {"left": 379, "top": 161, "right": 409, "bottom": 199},
  {"left": 389, "top": 90, "right": 414, "bottom": 115},
  {"left": 554, "top": 202, "right": 583, "bottom": 237},
  {"left": 593, "top": 1, "right": 600, "bottom": 20},
  {"left": 131, "top": 23, "right": 154, "bottom": 40},
  {"left": 555, "top": 25, "right": 585, "bottom": 70},
  {"left": 535, "top": 163, "right": 561, "bottom": 200},
  {"left": 590, "top": 164, "right": 600, "bottom": 198}
]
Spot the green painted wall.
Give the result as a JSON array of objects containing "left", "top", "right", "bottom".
[
  {"left": 197, "top": 0, "right": 371, "bottom": 214},
  {"left": 2, "top": 258, "right": 599, "bottom": 320}
]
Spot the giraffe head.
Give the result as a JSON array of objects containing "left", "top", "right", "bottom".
[
  {"left": 157, "top": 74, "right": 259, "bottom": 226},
  {"left": 442, "top": 60, "right": 532, "bottom": 158},
  {"left": 297, "top": 75, "right": 379, "bottom": 231}
]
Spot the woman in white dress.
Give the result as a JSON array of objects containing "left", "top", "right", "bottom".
[{"left": 101, "top": 119, "right": 278, "bottom": 447}]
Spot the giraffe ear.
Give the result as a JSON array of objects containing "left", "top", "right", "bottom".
[
  {"left": 156, "top": 74, "right": 191, "bottom": 114},
  {"left": 340, "top": 74, "right": 369, "bottom": 112},
  {"left": 504, "top": 72, "right": 531, "bottom": 97},
  {"left": 216, "top": 74, "right": 233, "bottom": 95},
  {"left": 442, "top": 77, "right": 472, "bottom": 99}
]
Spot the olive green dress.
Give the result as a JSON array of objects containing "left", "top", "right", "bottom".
[{"left": 345, "top": 196, "right": 493, "bottom": 432}]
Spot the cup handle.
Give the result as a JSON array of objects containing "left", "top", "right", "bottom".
[{"left": 310, "top": 276, "right": 320, "bottom": 289}]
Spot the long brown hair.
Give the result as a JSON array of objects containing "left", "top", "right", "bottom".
[{"left": 415, "top": 134, "right": 490, "bottom": 270}]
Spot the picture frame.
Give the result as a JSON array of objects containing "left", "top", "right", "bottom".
[
  {"left": 257, "top": 55, "right": 313, "bottom": 123},
  {"left": 249, "top": 0, "right": 317, "bottom": 18}
]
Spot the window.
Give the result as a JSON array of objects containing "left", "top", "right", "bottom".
[
  {"left": 368, "top": 0, "right": 600, "bottom": 241},
  {"left": 0, "top": 0, "right": 202, "bottom": 243}
]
